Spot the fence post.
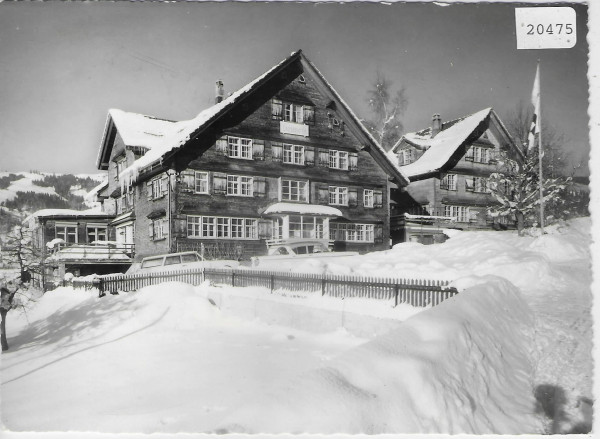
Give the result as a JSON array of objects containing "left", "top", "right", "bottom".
[
  {"left": 394, "top": 283, "right": 399, "bottom": 307},
  {"left": 321, "top": 277, "right": 326, "bottom": 296},
  {"left": 231, "top": 271, "right": 235, "bottom": 287},
  {"left": 270, "top": 274, "right": 274, "bottom": 294}
]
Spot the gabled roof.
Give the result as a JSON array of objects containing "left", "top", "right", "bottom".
[
  {"left": 392, "top": 108, "right": 522, "bottom": 180},
  {"left": 97, "top": 50, "right": 409, "bottom": 187}
]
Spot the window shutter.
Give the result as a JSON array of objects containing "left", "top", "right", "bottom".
[
  {"left": 160, "top": 175, "right": 169, "bottom": 196},
  {"left": 349, "top": 152, "right": 358, "bottom": 171},
  {"left": 216, "top": 136, "right": 228, "bottom": 156},
  {"left": 148, "top": 221, "right": 154, "bottom": 239},
  {"left": 304, "top": 106, "right": 315, "bottom": 125},
  {"left": 304, "top": 146, "right": 315, "bottom": 166},
  {"left": 253, "top": 177, "right": 267, "bottom": 197},
  {"left": 180, "top": 169, "right": 195, "bottom": 192},
  {"left": 253, "top": 140, "right": 265, "bottom": 161},
  {"left": 374, "top": 224, "right": 383, "bottom": 243},
  {"left": 271, "top": 142, "right": 283, "bottom": 162},
  {"left": 374, "top": 190, "right": 383, "bottom": 208},
  {"left": 212, "top": 173, "right": 227, "bottom": 195},
  {"left": 162, "top": 219, "right": 169, "bottom": 237},
  {"left": 271, "top": 99, "right": 283, "bottom": 120},
  {"left": 348, "top": 188, "right": 358, "bottom": 207},
  {"left": 317, "top": 185, "right": 329, "bottom": 205},
  {"left": 258, "top": 220, "right": 273, "bottom": 239},
  {"left": 465, "top": 177, "right": 474, "bottom": 192},
  {"left": 146, "top": 181, "right": 153, "bottom": 200},
  {"left": 317, "top": 150, "right": 329, "bottom": 167}
]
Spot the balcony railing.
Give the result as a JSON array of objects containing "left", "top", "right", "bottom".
[{"left": 49, "top": 241, "right": 135, "bottom": 257}]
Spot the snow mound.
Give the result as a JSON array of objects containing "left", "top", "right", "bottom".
[{"left": 218, "top": 277, "right": 541, "bottom": 434}]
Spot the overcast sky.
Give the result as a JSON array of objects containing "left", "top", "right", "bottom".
[{"left": 0, "top": 1, "right": 591, "bottom": 175}]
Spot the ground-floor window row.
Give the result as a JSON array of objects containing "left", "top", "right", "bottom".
[
  {"left": 179, "top": 170, "right": 383, "bottom": 208},
  {"left": 185, "top": 214, "right": 382, "bottom": 243}
]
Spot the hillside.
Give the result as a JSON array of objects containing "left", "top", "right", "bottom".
[{"left": 0, "top": 171, "right": 105, "bottom": 238}]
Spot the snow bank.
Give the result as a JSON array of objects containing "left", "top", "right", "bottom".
[{"left": 217, "top": 277, "right": 541, "bottom": 434}]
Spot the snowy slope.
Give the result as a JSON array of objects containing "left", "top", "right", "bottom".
[{"left": 0, "top": 173, "right": 60, "bottom": 204}]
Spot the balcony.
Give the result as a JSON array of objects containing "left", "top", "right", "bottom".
[{"left": 280, "top": 121, "right": 309, "bottom": 137}]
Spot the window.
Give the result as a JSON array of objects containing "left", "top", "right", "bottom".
[
  {"left": 150, "top": 218, "right": 168, "bottom": 240},
  {"left": 444, "top": 205, "right": 469, "bottom": 222},
  {"left": 56, "top": 224, "right": 78, "bottom": 243},
  {"left": 329, "top": 150, "right": 349, "bottom": 170},
  {"left": 329, "top": 186, "right": 348, "bottom": 206},
  {"left": 474, "top": 177, "right": 488, "bottom": 193},
  {"left": 272, "top": 99, "right": 315, "bottom": 125},
  {"left": 440, "top": 174, "right": 457, "bottom": 191},
  {"left": 280, "top": 179, "right": 309, "bottom": 203},
  {"left": 363, "top": 189, "right": 374, "bottom": 208},
  {"left": 283, "top": 144, "right": 305, "bottom": 165},
  {"left": 398, "top": 149, "right": 414, "bottom": 166},
  {"left": 288, "top": 216, "right": 325, "bottom": 239},
  {"left": 473, "top": 147, "right": 491, "bottom": 164},
  {"left": 227, "top": 175, "right": 253, "bottom": 197},
  {"left": 87, "top": 225, "right": 107, "bottom": 243},
  {"left": 330, "top": 223, "right": 375, "bottom": 243},
  {"left": 228, "top": 136, "right": 253, "bottom": 159},
  {"left": 187, "top": 216, "right": 258, "bottom": 240},
  {"left": 116, "top": 190, "right": 134, "bottom": 214},
  {"left": 195, "top": 171, "right": 209, "bottom": 194},
  {"left": 115, "top": 157, "right": 126, "bottom": 179}
]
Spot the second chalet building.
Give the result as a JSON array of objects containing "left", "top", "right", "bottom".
[
  {"left": 389, "top": 108, "right": 524, "bottom": 244},
  {"left": 95, "top": 50, "right": 409, "bottom": 261}
]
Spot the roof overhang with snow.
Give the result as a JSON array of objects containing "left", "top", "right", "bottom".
[
  {"left": 263, "top": 202, "right": 343, "bottom": 217},
  {"left": 25, "top": 209, "right": 113, "bottom": 223},
  {"left": 97, "top": 50, "right": 409, "bottom": 188},
  {"left": 395, "top": 108, "right": 523, "bottom": 181}
]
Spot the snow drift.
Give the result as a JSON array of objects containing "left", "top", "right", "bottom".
[{"left": 217, "top": 277, "right": 542, "bottom": 434}]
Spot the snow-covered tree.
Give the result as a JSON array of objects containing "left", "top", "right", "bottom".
[
  {"left": 3, "top": 225, "right": 43, "bottom": 280},
  {"left": 488, "top": 152, "right": 569, "bottom": 235},
  {"left": 364, "top": 71, "right": 408, "bottom": 151}
]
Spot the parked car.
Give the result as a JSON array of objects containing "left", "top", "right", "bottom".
[
  {"left": 127, "top": 251, "right": 240, "bottom": 274},
  {"left": 251, "top": 239, "right": 358, "bottom": 268}
]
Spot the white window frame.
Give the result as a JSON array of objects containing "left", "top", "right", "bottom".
[
  {"left": 473, "top": 147, "right": 490, "bottom": 164},
  {"left": 194, "top": 171, "right": 209, "bottom": 194},
  {"left": 151, "top": 178, "right": 163, "bottom": 199},
  {"left": 151, "top": 218, "right": 168, "bottom": 241},
  {"left": 280, "top": 179, "right": 309, "bottom": 203},
  {"left": 329, "top": 150, "right": 349, "bottom": 170},
  {"left": 441, "top": 174, "right": 457, "bottom": 191},
  {"left": 227, "top": 175, "right": 253, "bottom": 197},
  {"left": 444, "top": 205, "right": 469, "bottom": 222},
  {"left": 329, "top": 186, "right": 348, "bottom": 206},
  {"left": 284, "top": 103, "right": 305, "bottom": 123},
  {"left": 227, "top": 136, "right": 253, "bottom": 160},
  {"left": 330, "top": 223, "right": 374, "bottom": 243},
  {"left": 363, "top": 189, "right": 374, "bottom": 208},
  {"left": 56, "top": 223, "right": 78, "bottom": 243},
  {"left": 86, "top": 225, "right": 107, "bottom": 243},
  {"left": 187, "top": 215, "right": 258, "bottom": 240},
  {"left": 283, "top": 144, "right": 305, "bottom": 165}
]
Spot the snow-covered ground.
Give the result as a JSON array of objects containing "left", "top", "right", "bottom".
[{"left": 1, "top": 217, "right": 592, "bottom": 435}]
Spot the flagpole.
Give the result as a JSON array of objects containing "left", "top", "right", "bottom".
[{"left": 537, "top": 60, "right": 544, "bottom": 233}]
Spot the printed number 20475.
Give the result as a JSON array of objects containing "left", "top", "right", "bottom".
[{"left": 527, "top": 23, "right": 573, "bottom": 35}]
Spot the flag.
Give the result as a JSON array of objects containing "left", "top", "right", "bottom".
[{"left": 528, "top": 63, "right": 540, "bottom": 153}]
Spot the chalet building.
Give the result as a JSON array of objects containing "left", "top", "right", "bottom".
[
  {"left": 26, "top": 209, "right": 132, "bottom": 286},
  {"left": 388, "top": 108, "right": 524, "bottom": 244},
  {"left": 95, "top": 50, "right": 409, "bottom": 261}
]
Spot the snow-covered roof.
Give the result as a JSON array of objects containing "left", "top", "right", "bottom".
[
  {"left": 108, "top": 109, "right": 179, "bottom": 150},
  {"left": 25, "top": 208, "right": 109, "bottom": 222},
  {"left": 84, "top": 178, "right": 109, "bottom": 202},
  {"left": 263, "top": 203, "right": 343, "bottom": 217},
  {"left": 399, "top": 108, "right": 492, "bottom": 179},
  {"left": 118, "top": 52, "right": 302, "bottom": 188},
  {"left": 46, "top": 246, "right": 132, "bottom": 262}
]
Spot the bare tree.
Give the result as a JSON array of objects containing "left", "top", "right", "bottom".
[{"left": 364, "top": 71, "right": 408, "bottom": 151}]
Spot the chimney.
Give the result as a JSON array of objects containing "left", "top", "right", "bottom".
[
  {"left": 431, "top": 114, "right": 442, "bottom": 138},
  {"left": 215, "top": 80, "right": 224, "bottom": 104}
]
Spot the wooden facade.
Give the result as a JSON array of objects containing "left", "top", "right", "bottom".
[
  {"left": 390, "top": 110, "right": 523, "bottom": 244},
  {"left": 97, "top": 51, "right": 408, "bottom": 261}
]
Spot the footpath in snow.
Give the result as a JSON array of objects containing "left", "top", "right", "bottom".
[{"left": 0, "top": 217, "right": 592, "bottom": 434}]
